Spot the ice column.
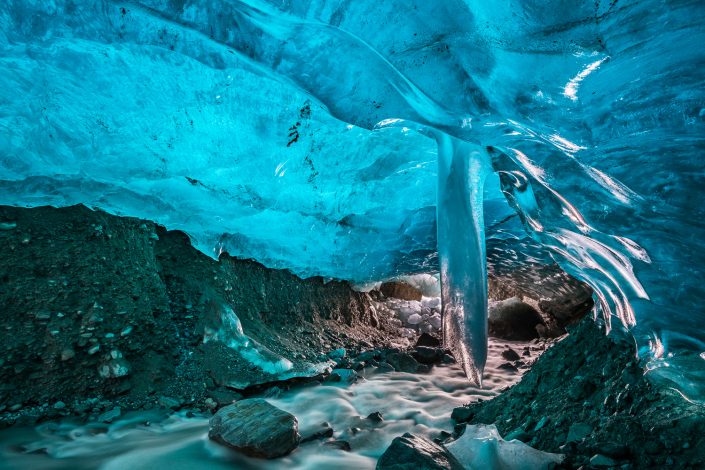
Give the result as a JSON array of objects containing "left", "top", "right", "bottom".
[{"left": 436, "top": 134, "right": 491, "bottom": 386}]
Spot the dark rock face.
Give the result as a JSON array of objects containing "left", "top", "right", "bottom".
[
  {"left": 488, "top": 263, "right": 594, "bottom": 336},
  {"left": 380, "top": 281, "right": 423, "bottom": 301},
  {"left": 376, "top": 433, "right": 464, "bottom": 470},
  {"left": 208, "top": 398, "right": 300, "bottom": 459},
  {"left": 457, "top": 318, "right": 705, "bottom": 469},
  {"left": 0, "top": 205, "right": 403, "bottom": 425},
  {"left": 488, "top": 297, "right": 545, "bottom": 340}
]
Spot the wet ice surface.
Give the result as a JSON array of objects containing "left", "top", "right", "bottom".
[{"left": 0, "top": 340, "right": 542, "bottom": 470}]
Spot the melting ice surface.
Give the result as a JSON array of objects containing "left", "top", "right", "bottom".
[{"left": 1, "top": 1, "right": 705, "bottom": 394}]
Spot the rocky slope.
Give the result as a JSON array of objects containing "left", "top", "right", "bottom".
[
  {"left": 453, "top": 318, "right": 705, "bottom": 469},
  {"left": 0, "top": 205, "right": 400, "bottom": 426}
]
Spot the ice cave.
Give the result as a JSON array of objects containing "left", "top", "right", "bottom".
[{"left": 0, "top": 0, "right": 704, "bottom": 468}]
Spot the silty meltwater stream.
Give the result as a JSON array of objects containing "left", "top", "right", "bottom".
[{"left": 0, "top": 339, "right": 545, "bottom": 470}]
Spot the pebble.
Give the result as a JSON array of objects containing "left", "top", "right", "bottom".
[
  {"left": 505, "top": 428, "right": 532, "bottom": 442},
  {"left": 451, "top": 406, "right": 473, "bottom": 422},
  {"left": 324, "top": 440, "right": 351, "bottom": 451},
  {"left": 327, "top": 368, "right": 358, "bottom": 384},
  {"left": 300, "top": 422, "right": 334, "bottom": 443},
  {"left": 98, "top": 406, "right": 121, "bottom": 423},
  {"left": 158, "top": 396, "right": 182, "bottom": 409},
  {"left": 501, "top": 348, "right": 521, "bottom": 361},
  {"left": 590, "top": 454, "right": 618, "bottom": 467},
  {"left": 327, "top": 348, "right": 346, "bottom": 361},
  {"left": 566, "top": 422, "right": 593, "bottom": 443}
]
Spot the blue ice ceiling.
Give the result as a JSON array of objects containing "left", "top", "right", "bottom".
[{"left": 1, "top": 1, "right": 705, "bottom": 393}]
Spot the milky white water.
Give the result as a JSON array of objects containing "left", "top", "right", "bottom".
[{"left": 0, "top": 340, "right": 543, "bottom": 470}]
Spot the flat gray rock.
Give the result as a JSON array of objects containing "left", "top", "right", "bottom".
[{"left": 208, "top": 398, "right": 300, "bottom": 459}]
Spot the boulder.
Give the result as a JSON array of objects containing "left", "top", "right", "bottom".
[
  {"left": 566, "top": 422, "right": 593, "bottom": 443},
  {"left": 377, "top": 433, "right": 464, "bottom": 470},
  {"left": 208, "top": 398, "right": 300, "bottom": 458},
  {"left": 488, "top": 297, "right": 545, "bottom": 340},
  {"left": 327, "top": 368, "right": 359, "bottom": 383},
  {"left": 415, "top": 332, "right": 441, "bottom": 348},
  {"left": 207, "top": 388, "right": 243, "bottom": 407},
  {"left": 386, "top": 352, "right": 419, "bottom": 373},
  {"left": 380, "top": 281, "right": 423, "bottom": 301},
  {"left": 375, "top": 362, "right": 395, "bottom": 373},
  {"left": 412, "top": 346, "right": 444, "bottom": 364}
]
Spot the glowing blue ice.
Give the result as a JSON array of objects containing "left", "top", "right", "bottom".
[{"left": 1, "top": 0, "right": 705, "bottom": 393}]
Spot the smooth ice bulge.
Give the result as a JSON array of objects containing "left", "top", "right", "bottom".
[{"left": 1, "top": 1, "right": 705, "bottom": 393}]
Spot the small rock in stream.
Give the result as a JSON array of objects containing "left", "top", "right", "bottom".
[
  {"left": 300, "top": 421, "right": 334, "bottom": 443},
  {"left": 98, "top": 406, "right": 121, "bottom": 423},
  {"left": 324, "top": 440, "right": 352, "bottom": 451},
  {"left": 501, "top": 348, "right": 521, "bottom": 361}
]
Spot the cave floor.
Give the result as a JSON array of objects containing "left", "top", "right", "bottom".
[{"left": 0, "top": 340, "right": 534, "bottom": 470}]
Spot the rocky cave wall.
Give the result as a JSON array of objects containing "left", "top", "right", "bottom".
[{"left": 0, "top": 204, "right": 398, "bottom": 421}]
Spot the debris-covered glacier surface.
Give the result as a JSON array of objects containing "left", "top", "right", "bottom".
[{"left": 1, "top": 1, "right": 705, "bottom": 395}]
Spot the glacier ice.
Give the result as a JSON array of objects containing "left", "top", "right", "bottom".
[
  {"left": 1, "top": 1, "right": 705, "bottom": 392},
  {"left": 204, "top": 304, "right": 294, "bottom": 375},
  {"left": 436, "top": 135, "right": 492, "bottom": 384},
  {"left": 446, "top": 424, "right": 564, "bottom": 470}
]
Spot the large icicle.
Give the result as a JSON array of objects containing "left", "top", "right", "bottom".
[{"left": 436, "top": 133, "right": 492, "bottom": 386}]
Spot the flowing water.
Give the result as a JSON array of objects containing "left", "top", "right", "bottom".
[{"left": 0, "top": 339, "right": 542, "bottom": 470}]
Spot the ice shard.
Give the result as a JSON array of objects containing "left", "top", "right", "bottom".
[{"left": 436, "top": 133, "right": 492, "bottom": 385}]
